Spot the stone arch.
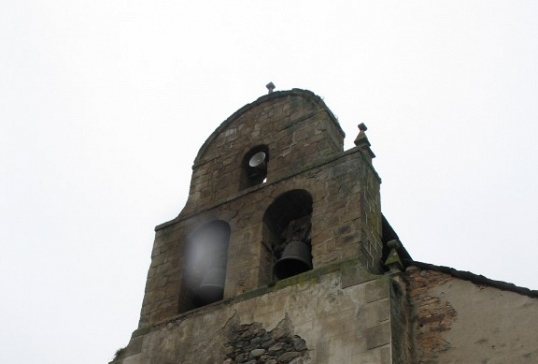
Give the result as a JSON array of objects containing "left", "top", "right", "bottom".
[
  {"left": 240, "top": 144, "right": 269, "bottom": 190},
  {"left": 260, "top": 190, "right": 313, "bottom": 284},
  {"left": 179, "top": 220, "right": 231, "bottom": 313}
]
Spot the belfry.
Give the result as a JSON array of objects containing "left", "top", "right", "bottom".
[{"left": 112, "top": 88, "right": 538, "bottom": 364}]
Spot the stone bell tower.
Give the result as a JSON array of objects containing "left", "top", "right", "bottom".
[{"left": 112, "top": 88, "right": 411, "bottom": 364}]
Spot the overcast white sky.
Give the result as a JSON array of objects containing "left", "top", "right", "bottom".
[{"left": 1, "top": 1, "right": 537, "bottom": 363}]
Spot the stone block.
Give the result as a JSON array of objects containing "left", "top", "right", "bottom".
[
  {"left": 339, "top": 307, "right": 359, "bottom": 334},
  {"left": 341, "top": 264, "right": 376, "bottom": 289},
  {"left": 122, "top": 353, "right": 142, "bottom": 364},
  {"left": 357, "top": 299, "right": 390, "bottom": 329},
  {"left": 380, "top": 346, "right": 391, "bottom": 364},
  {"left": 365, "top": 278, "right": 389, "bottom": 302},
  {"left": 365, "top": 322, "right": 390, "bottom": 349},
  {"left": 123, "top": 335, "right": 143, "bottom": 357}
]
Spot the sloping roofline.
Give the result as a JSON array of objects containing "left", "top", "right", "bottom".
[
  {"left": 193, "top": 88, "right": 345, "bottom": 168},
  {"left": 406, "top": 260, "right": 538, "bottom": 299}
]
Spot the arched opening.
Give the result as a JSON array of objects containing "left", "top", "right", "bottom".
[
  {"left": 179, "top": 220, "right": 230, "bottom": 313},
  {"left": 260, "top": 190, "right": 313, "bottom": 283},
  {"left": 240, "top": 145, "right": 269, "bottom": 190}
]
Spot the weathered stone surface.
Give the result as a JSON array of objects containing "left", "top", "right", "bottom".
[
  {"left": 235, "top": 353, "right": 246, "bottom": 362},
  {"left": 114, "top": 90, "right": 394, "bottom": 364},
  {"left": 365, "top": 278, "right": 389, "bottom": 303},
  {"left": 224, "top": 344, "right": 234, "bottom": 357},
  {"left": 365, "top": 322, "right": 390, "bottom": 349},
  {"left": 341, "top": 264, "right": 376, "bottom": 288},
  {"left": 292, "top": 337, "right": 306, "bottom": 351},
  {"left": 261, "top": 338, "right": 275, "bottom": 349},
  {"left": 268, "top": 342, "right": 283, "bottom": 352},
  {"left": 115, "top": 266, "right": 397, "bottom": 364},
  {"left": 407, "top": 266, "right": 538, "bottom": 363},
  {"left": 250, "top": 348, "right": 265, "bottom": 357},
  {"left": 113, "top": 88, "right": 538, "bottom": 364},
  {"left": 278, "top": 351, "right": 300, "bottom": 362},
  {"left": 225, "top": 314, "right": 311, "bottom": 363},
  {"left": 136, "top": 89, "right": 383, "bottom": 326}
]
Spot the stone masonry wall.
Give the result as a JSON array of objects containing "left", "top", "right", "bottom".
[
  {"left": 357, "top": 151, "right": 383, "bottom": 273},
  {"left": 184, "top": 90, "right": 345, "bottom": 216},
  {"left": 138, "top": 89, "right": 383, "bottom": 327},
  {"left": 114, "top": 261, "right": 400, "bottom": 364},
  {"left": 139, "top": 148, "right": 382, "bottom": 327},
  {"left": 406, "top": 266, "right": 538, "bottom": 363}
]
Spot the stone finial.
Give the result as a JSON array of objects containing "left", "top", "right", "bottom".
[
  {"left": 354, "top": 123, "right": 370, "bottom": 147},
  {"left": 387, "top": 239, "right": 400, "bottom": 250},
  {"left": 354, "top": 123, "right": 376, "bottom": 159},
  {"left": 385, "top": 252, "right": 404, "bottom": 272},
  {"left": 266, "top": 82, "right": 275, "bottom": 94},
  {"left": 384, "top": 239, "right": 404, "bottom": 273}
]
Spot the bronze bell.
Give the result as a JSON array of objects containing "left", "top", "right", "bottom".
[
  {"left": 273, "top": 240, "right": 313, "bottom": 280},
  {"left": 196, "top": 267, "right": 226, "bottom": 305}
]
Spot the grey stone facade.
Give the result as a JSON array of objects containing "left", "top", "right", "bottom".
[{"left": 112, "top": 89, "right": 538, "bottom": 364}]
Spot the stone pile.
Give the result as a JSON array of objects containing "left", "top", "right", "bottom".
[{"left": 225, "top": 323, "right": 308, "bottom": 364}]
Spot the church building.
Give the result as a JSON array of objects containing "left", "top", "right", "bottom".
[{"left": 112, "top": 88, "right": 538, "bottom": 364}]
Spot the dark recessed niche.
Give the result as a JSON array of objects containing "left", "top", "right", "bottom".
[
  {"left": 179, "top": 220, "right": 230, "bottom": 313},
  {"left": 240, "top": 145, "right": 269, "bottom": 190},
  {"left": 260, "top": 190, "right": 313, "bottom": 283}
]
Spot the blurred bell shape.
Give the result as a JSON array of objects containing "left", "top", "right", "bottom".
[
  {"left": 249, "top": 151, "right": 266, "bottom": 168},
  {"left": 196, "top": 267, "right": 226, "bottom": 305},
  {"left": 273, "top": 240, "right": 313, "bottom": 280}
]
